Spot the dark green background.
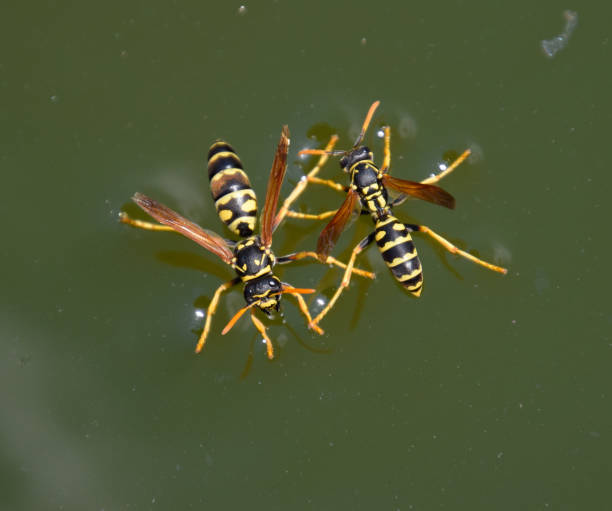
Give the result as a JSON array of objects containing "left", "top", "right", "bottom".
[{"left": 2, "top": 1, "right": 610, "bottom": 510}]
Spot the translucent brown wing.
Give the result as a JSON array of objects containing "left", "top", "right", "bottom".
[
  {"left": 260, "top": 125, "right": 289, "bottom": 248},
  {"left": 316, "top": 189, "right": 360, "bottom": 260},
  {"left": 382, "top": 175, "right": 456, "bottom": 209},
  {"left": 132, "top": 193, "right": 234, "bottom": 264}
]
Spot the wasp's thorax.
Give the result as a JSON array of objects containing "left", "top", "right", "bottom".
[
  {"left": 243, "top": 274, "right": 282, "bottom": 314},
  {"left": 342, "top": 146, "right": 389, "bottom": 216},
  {"left": 232, "top": 236, "right": 280, "bottom": 313},
  {"left": 232, "top": 237, "right": 276, "bottom": 278}
]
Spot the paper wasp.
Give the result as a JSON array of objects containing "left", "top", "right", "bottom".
[
  {"left": 120, "top": 126, "right": 374, "bottom": 358},
  {"left": 295, "top": 101, "right": 508, "bottom": 328}
]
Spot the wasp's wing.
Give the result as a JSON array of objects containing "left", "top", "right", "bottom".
[
  {"left": 316, "top": 189, "right": 360, "bottom": 260},
  {"left": 260, "top": 125, "right": 289, "bottom": 248},
  {"left": 382, "top": 175, "right": 455, "bottom": 209},
  {"left": 132, "top": 193, "right": 234, "bottom": 264}
]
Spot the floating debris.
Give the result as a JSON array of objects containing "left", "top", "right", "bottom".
[{"left": 541, "top": 10, "right": 578, "bottom": 58}]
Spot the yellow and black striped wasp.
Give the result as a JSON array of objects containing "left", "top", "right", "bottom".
[
  {"left": 120, "top": 126, "right": 374, "bottom": 358},
  {"left": 295, "top": 101, "right": 508, "bottom": 328}
]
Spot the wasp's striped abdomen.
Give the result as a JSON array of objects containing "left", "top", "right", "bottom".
[
  {"left": 374, "top": 215, "right": 423, "bottom": 296},
  {"left": 207, "top": 141, "right": 258, "bottom": 238}
]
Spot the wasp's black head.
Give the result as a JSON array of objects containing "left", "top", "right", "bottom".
[
  {"left": 340, "top": 146, "right": 373, "bottom": 171},
  {"left": 243, "top": 275, "right": 282, "bottom": 314}
]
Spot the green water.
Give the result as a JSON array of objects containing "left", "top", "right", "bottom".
[{"left": 2, "top": 2, "right": 611, "bottom": 509}]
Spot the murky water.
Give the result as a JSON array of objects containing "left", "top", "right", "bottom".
[{"left": 2, "top": 2, "right": 611, "bottom": 509}]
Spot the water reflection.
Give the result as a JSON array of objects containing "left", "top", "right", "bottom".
[{"left": 541, "top": 10, "right": 578, "bottom": 58}]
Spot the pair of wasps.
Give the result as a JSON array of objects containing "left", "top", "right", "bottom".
[{"left": 121, "top": 101, "right": 507, "bottom": 359}]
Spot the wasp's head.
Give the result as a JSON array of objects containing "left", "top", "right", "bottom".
[
  {"left": 243, "top": 275, "right": 282, "bottom": 315},
  {"left": 340, "top": 146, "right": 373, "bottom": 171}
]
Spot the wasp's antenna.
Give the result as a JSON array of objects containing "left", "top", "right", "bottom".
[
  {"left": 221, "top": 301, "right": 259, "bottom": 335},
  {"left": 352, "top": 100, "right": 380, "bottom": 148},
  {"left": 221, "top": 287, "right": 314, "bottom": 335},
  {"left": 278, "top": 286, "right": 316, "bottom": 296},
  {"left": 298, "top": 149, "right": 345, "bottom": 157},
  {"left": 299, "top": 101, "right": 380, "bottom": 158}
]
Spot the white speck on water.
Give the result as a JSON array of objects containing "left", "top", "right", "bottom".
[{"left": 541, "top": 10, "right": 578, "bottom": 58}]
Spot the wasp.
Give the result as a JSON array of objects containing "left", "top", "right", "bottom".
[
  {"left": 295, "top": 101, "right": 508, "bottom": 328},
  {"left": 120, "top": 126, "right": 374, "bottom": 358}
]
